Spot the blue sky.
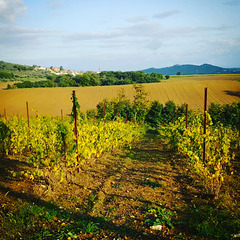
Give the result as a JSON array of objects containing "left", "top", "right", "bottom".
[{"left": 0, "top": 0, "right": 240, "bottom": 71}]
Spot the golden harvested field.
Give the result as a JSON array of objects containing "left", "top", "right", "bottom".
[{"left": 0, "top": 74, "right": 240, "bottom": 116}]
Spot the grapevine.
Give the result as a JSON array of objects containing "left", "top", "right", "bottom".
[
  {"left": 0, "top": 115, "right": 144, "bottom": 176},
  {"left": 158, "top": 112, "right": 236, "bottom": 198}
]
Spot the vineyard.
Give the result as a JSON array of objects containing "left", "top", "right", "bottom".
[
  {"left": 0, "top": 88, "right": 240, "bottom": 239},
  {"left": 0, "top": 112, "right": 144, "bottom": 174}
]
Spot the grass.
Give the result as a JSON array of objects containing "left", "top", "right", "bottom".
[
  {"left": 0, "top": 200, "right": 99, "bottom": 240},
  {"left": 186, "top": 204, "right": 240, "bottom": 239},
  {"left": 144, "top": 206, "right": 177, "bottom": 229},
  {"left": 143, "top": 178, "right": 162, "bottom": 188}
]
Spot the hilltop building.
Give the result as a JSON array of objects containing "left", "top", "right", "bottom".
[{"left": 97, "top": 67, "right": 101, "bottom": 74}]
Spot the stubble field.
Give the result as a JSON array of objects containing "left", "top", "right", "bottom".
[{"left": 0, "top": 74, "right": 240, "bottom": 116}]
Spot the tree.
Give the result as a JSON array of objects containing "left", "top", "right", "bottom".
[
  {"left": 0, "top": 71, "right": 14, "bottom": 79},
  {"left": 115, "top": 88, "right": 134, "bottom": 121},
  {"left": 221, "top": 102, "right": 240, "bottom": 127},
  {"left": 208, "top": 103, "right": 222, "bottom": 125},
  {"left": 176, "top": 72, "right": 181, "bottom": 75},
  {"left": 165, "top": 75, "right": 170, "bottom": 80},
  {"left": 60, "top": 66, "right": 64, "bottom": 71},
  {"left": 161, "top": 101, "right": 176, "bottom": 123},
  {"left": 96, "top": 99, "right": 116, "bottom": 120},
  {"left": 101, "top": 77, "right": 116, "bottom": 86},
  {"left": 132, "top": 84, "right": 149, "bottom": 122},
  {"left": 146, "top": 100, "right": 163, "bottom": 127},
  {"left": 74, "top": 74, "right": 90, "bottom": 86}
]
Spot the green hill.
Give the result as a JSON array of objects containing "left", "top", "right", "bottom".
[
  {"left": 0, "top": 61, "right": 49, "bottom": 82},
  {"left": 143, "top": 63, "right": 240, "bottom": 75}
]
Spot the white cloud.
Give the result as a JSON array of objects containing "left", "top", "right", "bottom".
[
  {"left": 223, "top": 0, "right": 240, "bottom": 6},
  {"left": 126, "top": 16, "right": 148, "bottom": 23},
  {"left": 61, "top": 21, "right": 233, "bottom": 55},
  {"left": 0, "top": 25, "right": 60, "bottom": 48},
  {"left": 47, "top": 0, "right": 65, "bottom": 10},
  {"left": 0, "top": 0, "right": 27, "bottom": 23},
  {"left": 153, "top": 10, "right": 180, "bottom": 19}
]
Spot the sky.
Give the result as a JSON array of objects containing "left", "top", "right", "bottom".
[{"left": 0, "top": 0, "right": 240, "bottom": 72}]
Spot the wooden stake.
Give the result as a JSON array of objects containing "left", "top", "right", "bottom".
[
  {"left": 104, "top": 102, "right": 106, "bottom": 123},
  {"left": 26, "top": 101, "right": 30, "bottom": 135},
  {"left": 203, "top": 88, "right": 208, "bottom": 164},
  {"left": 72, "top": 91, "right": 79, "bottom": 162},
  {"left": 61, "top": 109, "right": 63, "bottom": 121},
  {"left": 238, "top": 109, "right": 240, "bottom": 138},
  {"left": 4, "top": 108, "right": 7, "bottom": 122},
  {"left": 185, "top": 104, "right": 188, "bottom": 129}
]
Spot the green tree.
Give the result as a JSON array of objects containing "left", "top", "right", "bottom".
[
  {"left": 208, "top": 103, "right": 222, "bottom": 124},
  {"left": 146, "top": 100, "right": 163, "bottom": 127},
  {"left": 162, "top": 101, "right": 176, "bottom": 123},
  {"left": 222, "top": 102, "right": 240, "bottom": 127},
  {"left": 96, "top": 99, "right": 116, "bottom": 120},
  {"left": 74, "top": 74, "right": 90, "bottom": 86},
  {"left": 132, "top": 84, "right": 149, "bottom": 122},
  {"left": 115, "top": 88, "right": 134, "bottom": 121}
]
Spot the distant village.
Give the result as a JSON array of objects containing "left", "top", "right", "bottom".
[
  {"left": 33, "top": 66, "right": 101, "bottom": 76},
  {"left": 34, "top": 66, "right": 82, "bottom": 76}
]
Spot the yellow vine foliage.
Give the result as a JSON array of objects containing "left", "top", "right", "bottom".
[
  {"left": 158, "top": 112, "right": 237, "bottom": 198},
  {"left": 1, "top": 115, "right": 144, "bottom": 173}
]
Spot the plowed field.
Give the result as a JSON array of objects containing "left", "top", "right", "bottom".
[{"left": 0, "top": 74, "right": 240, "bottom": 116}]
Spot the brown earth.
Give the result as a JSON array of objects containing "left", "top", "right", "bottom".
[
  {"left": 1, "top": 134, "right": 239, "bottom": 239},
  {"left": 0, "top": 75, "right": 240, "bottom": 116}
]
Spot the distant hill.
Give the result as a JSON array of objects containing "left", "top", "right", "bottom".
[
  {"left": 143, "top": 64, "right": 240, "bottom": 75},
  {"left": 0, "top": 60, "right": 34, "bottom": 71},
  {"left": 0, "top": 60, "right": 50, "bottom": 81}
]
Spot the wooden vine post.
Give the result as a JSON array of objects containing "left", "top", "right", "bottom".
[
  {"left": 239, "top": 110, "right": 240, "bottom": 138},
  {"left": 26, "top": 101, "right": 30, "bottom": 135},
  {"left": 185, "top": 104, "right": 188, "bottom": 129},
  {"left": 238, "top": 109, "right": 240, "bottom": 150},
  {"left": 61, "top": 109, "right": 63, "bottom": 121},
  {"left": 4, "top": 108, "right": 7, "bottom": 123},
  {"left": 72, "top": 90, "right": 79, "bottom": 163},
  {"left": 103, "top": 102, "right": 106, "bottom": 123},
  {"left": 203, "top": 88, "right": 208, "bottom": 164}
]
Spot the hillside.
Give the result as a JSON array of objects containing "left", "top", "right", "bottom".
[
  {"left": 0, "top": 60, "right": 34, "bottom": 72},
  {"left": 143, "top": 63, "right": 240, "bottom": 75},
  {"left": 1, "top": 74, "right": 240, "bottom": 116},
  {"left": 0, "top": 61, "right": 50, "bottom": 81}
]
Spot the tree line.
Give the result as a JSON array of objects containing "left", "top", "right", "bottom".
[
  {"left": 85, "top": 85, "right": 240, "bottom": 129},
  {"left": 7, "top": 71, "right": 164, "bottom": 89},
  {"left": 83, "top": 84, "right": 191, "bottom": 125}
]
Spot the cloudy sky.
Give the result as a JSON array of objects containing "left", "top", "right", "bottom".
[{"left": 0, "top": 0, "right": 240, "bottom": 71}]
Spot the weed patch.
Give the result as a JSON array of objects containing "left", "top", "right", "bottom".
[
  {"left": 144, "top": 206, "right": 177, "bottom": 229},
  {"left": 186, "top": 204, "right": 240, "bottom": 239},
  {"left": 143, "top": 178, "right": 162, "bottom": 188},
  {"left": 0, "top": 201, "right": 99, "bottom": 240}
]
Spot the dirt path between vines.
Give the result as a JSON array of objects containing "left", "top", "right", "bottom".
[{"left": 0, "top": 135, "right": 217, "bottom": 239}]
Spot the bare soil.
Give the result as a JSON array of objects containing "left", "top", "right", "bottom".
[
  {"left": 0, "top": 134, "right": 239, "bottom": 239},
  {"left": 1, "top": 75, "right": 240, "bottom": 116}
]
